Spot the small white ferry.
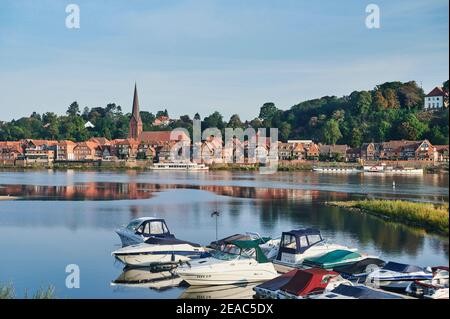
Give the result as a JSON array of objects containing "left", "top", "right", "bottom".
[
  {"left": 151, "top": 162, "right": 209, "bottom": 171},
  {"left": 313, "top": 167, "right": 361, "bottom": 173},
  {"left": 363, "top": 164, "right": 423, "bottom": 175}
]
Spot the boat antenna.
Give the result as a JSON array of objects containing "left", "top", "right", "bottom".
[{"left": 211, "top": 210, "right": 220, "bottom": 241}]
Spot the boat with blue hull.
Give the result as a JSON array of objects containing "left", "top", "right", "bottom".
[
  {"left": 112, "top": 236, "right": 208, "bottom": 267},
  {"left": 366, "top": 261, "right": 433, "bottom": 290}
]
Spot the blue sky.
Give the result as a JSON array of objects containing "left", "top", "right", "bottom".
[{"left": 0, "top": 0, "right": 448, "bottom": 121}]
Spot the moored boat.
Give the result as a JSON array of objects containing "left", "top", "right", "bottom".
[
  {"left": 313, "top": 167, "right": 361, "bottom": 173},
  {"left": 332, "top": 257, "right": 386, "bottom": 282},
  {"left": 302, "top": 250, "right": 370, "bottom": 270},
  {"left": 272, "top": 228, "right": 357, "bottom": 270},
  {"left": 151, "top": 162, "right": 209, "bottom": 171},
  {"left": 313, "top": 283, "right": 405, "bottom": 299},
  {"left": 405, "top": 266, "right": 449, "bottom": 299},
  {"left": 366, "top": 261, "right": 433, "bottom": 290},
  {"left": 115, "top": 217, "right": 173, "bottom": 247},
  {"left": 176, "top": 238, "right": 278, "bottom": 286},
  {"left": 112, "top": 236, "right": 207, "bottom": 267},
  {"left": 276, "top": 268, "right": 350, "bottom": 299}
]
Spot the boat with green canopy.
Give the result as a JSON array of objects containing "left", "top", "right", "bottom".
[
  {"left": 302, "top": 250, "right": 367, "bottom": 269},
  {"left": 176, "top": 238, "right": 278, "bottom": 286}
]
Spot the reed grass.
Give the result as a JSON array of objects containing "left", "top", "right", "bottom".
[
  {"left": 328, "top": 199, "right": 449, "bottom": 235},
  {"left": 0, "top": 282, "right": 15, "bottom": 299},
  {"left": 0, "top": 282, "right": 56, "bottom": 299}
]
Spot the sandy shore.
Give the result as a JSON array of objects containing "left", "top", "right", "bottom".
[{"left": 0, "top": 195, "right": 20, "bottom": 200}]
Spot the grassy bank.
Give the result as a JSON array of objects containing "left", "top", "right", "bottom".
[
  {"left": 0, "top": 282, "right": 56, "bottom": 299},
  {"left": 327, "top": 199, "right": 449, "bottom": 235}
]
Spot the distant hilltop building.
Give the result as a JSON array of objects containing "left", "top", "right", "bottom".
[
  {"left": 152, "top": 115, "right": 171, "bottom": 127},
  {"left": 424, "top": 86, "right": 448, "bottom": 111},
  {"left": 84, "top": 121, "right": 95, "bottom": 129}
]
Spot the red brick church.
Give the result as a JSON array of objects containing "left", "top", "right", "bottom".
[{"left": 127, "top": 84, "right": 189, "bottom": 145}]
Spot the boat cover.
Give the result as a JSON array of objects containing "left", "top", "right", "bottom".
[
  {"left": 303, "top": 250, "right": 361, "bottom": 268},
  {"left": 382, "top": 261, "right": 425, "bottom": 273},
  {"left": 330, "top": 285, "right": 402, "bottom": 299},
  {"left": 232, "top": 239, "right": 271, "bottom": 263},
  {"left": 255, "top": 270, "right": 298, "bottom": 292},
  {"left": 333, "top": 258, "right": 386, "bottom": 275},
  {"left": 209, "top": 234, "right": 251, "bottom": 249},
  {"left": 280, "top": 268, "right": 339, "bottom": 296},
  {"left": 144, "top": 236, "right": 202, "bottom": 247},
  {"left": 276, "top": 228, "right": 323, "bottom": 260}
]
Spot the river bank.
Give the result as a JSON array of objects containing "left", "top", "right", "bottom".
[
  {"left": 1, "top": 161, "right": 448, "bottom": 173},
  {"left": 326, "top": 199, "right": 449, "bottom": 235}
]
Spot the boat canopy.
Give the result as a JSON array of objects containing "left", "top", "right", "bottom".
[
  {"left": 255, "top": 270, "right": 297, "bottom": 292},
  {"left": 330, "top": 285, "right": 402, "bottom": 299},
  {"left": 132, "top": 218, "right": 172, "bottom": 238},
  {"left": 208, "top": 234, "right": 266, "bottom": 250},
  {"left": 276, "top": 228, "right": 323, "bottom": 260},
  {"left": 382, "top": 262, "right": 426, "bottom": 273},
  {"left": 303, "top": 250, "right": 361, "bottom": 269},
  {"left": 232, "top": 239, "right": 270, "bottom": 263},
  {"left": 333, "top": 258, "right": 386, "bottom": 275},
  {"left": 280, "top": 269, "right": 339, "bottom": 297}
]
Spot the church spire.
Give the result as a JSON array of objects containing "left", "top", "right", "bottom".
[
  {"left": 129, "top": 83, "right": 143, "bottom": 139},
  {"left": 132, "top": 83, "right": 141, "bottom": 121}
]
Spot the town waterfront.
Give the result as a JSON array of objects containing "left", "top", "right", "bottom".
[{"left": 0, "top": 170, "right": 448, "bottom": 298}]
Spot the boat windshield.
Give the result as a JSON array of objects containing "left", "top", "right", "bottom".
[
  {"left": 212, "top": 244, "right": 254, "bottom": 260},
  {"left": 126, "top": 220, "right": 143, "bottom": 231}
]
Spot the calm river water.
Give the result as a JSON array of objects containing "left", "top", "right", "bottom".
[{"left": 0, "top": 170, "right": 448, "bottom": 298}]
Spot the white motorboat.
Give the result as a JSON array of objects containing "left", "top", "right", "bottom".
[
  {"left": 176, "top": 238, "right": 278, "bottom": 286},
  {"left": 112, "top": 236, "right": 207, "bottom": 267},
  {"left": 151, "top": 162, "right": 209, "bottom": 171},
  {"left": 111, "top": 267, "right": 183, "bottom": 290},
  {"left": 272, "top": 228, "right": 357, "bottom": 269},
  {"left": 405, "top": 266, "right": 449, "bottom": 299},
  {"left": 115, "top": 217, "right": 173, "bottom": 246},
  {"left": 366, "top": 261, "right": 433, "bottom": 290}
]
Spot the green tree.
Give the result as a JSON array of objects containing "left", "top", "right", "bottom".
[
  {"left": 228, "top": 114, "right": 243, "bottom": 129},
  {"left": 204, "top": 111, "right": 224, "bottom": 130},
  {"left": 322, "top": 119, "right": 342, "bottom": 144},
  {"left": 398, "top": 114, "right": 428, "bottom": 140},
  {"left": 259, "top": 103, "right": 278, "bottom": 121},
  {"left": 350, "top": 128, "right": 362, "bottom": 147},
  {"left": 66, "top": 101, "right": 80, "bottom": 117},
  {"left": 279, "top": 122, "right": 292, "bottom": 141},
  {"left": 355, "top": 91, "right": 372, "bottom": 116}
]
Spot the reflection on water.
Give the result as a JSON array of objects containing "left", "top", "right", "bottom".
[
  {"left": 0, "top": 170, "right": 448, "bottom": 299},
  {"left": 179, "top": 283, "right": 258, "bottom": 299},
  {"left": 0, "top": 183, "right": 153, "bottom": 201},
  {"left": 112, "top": 268, "right": 183, "bottom": 291}
]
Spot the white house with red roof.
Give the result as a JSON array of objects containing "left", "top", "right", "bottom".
[{"left": 424, "top": 87, "right": 448, "bottom": 110}]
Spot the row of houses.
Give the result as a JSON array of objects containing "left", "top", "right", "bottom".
[
  {"left": 1, "top": 137, "right": 449, "bottom": 166},
  {"left": 0, "top": 131, "right": 189, "bottom": 165},
  {"left": 277, "top": 139, "right": 449, "bottom": 163}
]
